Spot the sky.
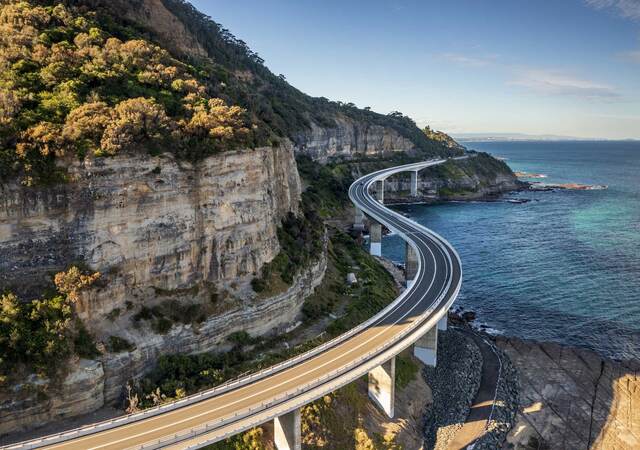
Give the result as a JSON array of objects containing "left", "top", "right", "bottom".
[{"left": 189, "top": 0, "right": 640, "bottom": 139}]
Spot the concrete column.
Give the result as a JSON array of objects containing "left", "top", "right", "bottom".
[
  {"left": 353, "top": 206, "right": 365, "bottom": 231},
  {"left": 274, "top": 408, "right": 301, "bottom": 450},
  {"left": 405, "top": 242, "right": 418, "bottom": 287},
  {"left": 438, "top": 315, "right": 447, "bottom": 331},
  {"left": 410, "top": 171, "right": 418, "bottom": 197},
  {"left": 376, "top": 179, "right": 384, "bottom": 203},
  {"left": 368, "top": 357, "right": 395, "bottom": 418},
  {"left": 369, "top": 221, "right": 382, "bottom": 257},
  {"left": 414, "top": 326, "right": 438, "bottom": 367}
]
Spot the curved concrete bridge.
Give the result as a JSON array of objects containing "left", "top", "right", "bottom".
[{"left": 6, "top": 159, "right": 462, "bottom": 450}]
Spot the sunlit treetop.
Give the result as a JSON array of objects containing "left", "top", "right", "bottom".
[{"left": 0, "top": 1, "right": 251, "bottom": 185}]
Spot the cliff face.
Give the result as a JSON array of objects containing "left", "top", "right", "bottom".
[
  {"left": 294, "top": 116, "right": 417, "bottom": 162},
  {"left": 0, "top": 360, "right": 105, "bottom": 437},
  {"left": 0, "top": 141, "right": 335, "bottom": 434},
  {"left": 0, "top": 247, "right": 327, "bottom": 435},
  {"left": 0, "top": 144, "right": 300, "bottom": 312}
]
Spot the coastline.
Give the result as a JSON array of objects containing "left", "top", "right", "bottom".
[
  {"left": 442, "top": 309, "right": 640, "bottom": 449},
  {"left": 376, "top": 183, "right": 639, "bottom": 449}
]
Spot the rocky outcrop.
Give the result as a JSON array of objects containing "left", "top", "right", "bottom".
[
  {"left": 293, "top": 116, "right": 417, "bottom": 162},
  {"left": 0, "top": 243, "right": 327, "bottom": 435},
  {"left": 0, "top": 360, "right": 105, "bottom": 437},
  {"left": 384, "top": 154, "right": 522, "bottom": 201},
  {"left": 497, "top": 336, "right": 640, "bottom": 450},
  {"left": 0, "top": 144, "right": 300, "bottom": 311}
]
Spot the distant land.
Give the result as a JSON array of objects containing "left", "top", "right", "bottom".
[{"left": 452, "top": 132, "right": 639, "bottom": 142}]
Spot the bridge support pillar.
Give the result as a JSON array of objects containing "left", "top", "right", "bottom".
[
  {"left": 376, "top": 179, "right": 385, "bottom": 203},
  {"left": 405, "top": 242, "right": 418, "bottom": 287},
  {"left": 274, "top": 408, "right": 301, "bottom": 450},
  {"left": 369, "top": 221, "right": 382, "bottom": 257},
  {"left": 414, "top": 326, "right": 438, "bottom": 367},
  {"left": 410, "top": 171, "right": 418, "bottom": 197},
  {"left": 438, "top": 315, "right": 447, "bottom": 331},
  {"left": 353, "top": 206, "right": 365, "bottom": 231},
  {"left": 368, "top": 356, "right": 395, "bottom": 418}
]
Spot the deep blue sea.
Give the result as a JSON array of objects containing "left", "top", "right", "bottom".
[{"left": 384, "top": 141, "right": 640, "bottom": 361}]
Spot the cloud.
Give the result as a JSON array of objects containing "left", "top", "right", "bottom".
[
  {"left": 509, "top": 69, "right": 620, "bottom": 99},
  {"left": 585, "top": 0, "right": 640, "bottom": 21},
  {"left": 440, "top": 53, "right": 497, "bottom": 67},
  {"left": 617, "top": 49, "right": 640, "bottom": 62}
]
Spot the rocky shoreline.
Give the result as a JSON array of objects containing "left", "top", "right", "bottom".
[
  {"left": 436, "top": 308, "right": 640, "bottom": 450},
  {"left": 422, "top": 329, "right": 484, "bottom": 449}
]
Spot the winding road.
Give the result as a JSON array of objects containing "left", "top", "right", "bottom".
[{"left": 6, "top": 158, "right": 462, "bottom": 450}]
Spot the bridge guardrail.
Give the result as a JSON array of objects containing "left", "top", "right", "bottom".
[
  {"left": 130, "top": 158, "right": 462, "bottom": 448},
  {"left": 5, "top": 157, "right": 462, "bottom": 450}
]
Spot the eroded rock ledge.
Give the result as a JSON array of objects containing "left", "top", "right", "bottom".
[
  {"left": 498, "top": 336, "right": 640, "bottom": 450},
  {"left": 0, "top": 244, "right": 327, "bottom": 436}
]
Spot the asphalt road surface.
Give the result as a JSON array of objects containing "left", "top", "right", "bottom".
[{"left": 7, "top": 159, "right": 462, "bottom": 450}]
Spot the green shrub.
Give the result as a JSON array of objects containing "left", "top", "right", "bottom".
[
  {"left": 0, "top": 266, "right": 100, "bottom": 382},
  {"left": 227, "top": 331, "right": 256, "bottom": 347},
  {"left": 152, "top": 317, "right": 173, "bottom": 335},
  {"left": 395, "top": 354, "right": 419, "bottom": 389},
  {"left": 107, "top": 335, "right": 136, "bottom": 353}
]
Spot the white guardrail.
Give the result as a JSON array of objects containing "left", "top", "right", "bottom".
[{"left": 6, "top": 157, "right": 463, "bottom": 450}]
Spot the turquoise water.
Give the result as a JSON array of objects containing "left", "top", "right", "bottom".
[{"left": 384, "top": 141, "right": 640, "bottom": 360}]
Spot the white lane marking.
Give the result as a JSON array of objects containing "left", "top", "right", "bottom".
[
  {"left": 38, "top": 185, "right": 437, "bottom": 449},
  {"left": 79, "top": 239, "right": 443, "bottom": 450},
  {"left": 43, "top": 160, "right": 460, "bottom": 450},
  {"left": 81, "top": 183, "right": 454, "bottom": 449}
]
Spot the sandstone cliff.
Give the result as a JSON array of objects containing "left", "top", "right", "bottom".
[
  {"left": 1, "top": 144, "right": 300, "bottom": 308},
  {"left": 0, "top": 143, "right": 321, "bottom": 434},
  {"left": 293, "top": 116, "right": 417, "bottom": 162}
]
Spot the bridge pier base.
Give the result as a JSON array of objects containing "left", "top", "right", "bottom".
[
  {"left": 368, "top": 357, "right": 395, "bottom": 418},
  {"left": 274, "top": 408, "right": 301, "bottom": 450},
  {"left": 438, "top": 315, "right": 447, "bottom": 331},
  {"left": 376, "top": 179, "right": 385, "bottom": 203},
  {"left": 370, "top": 221, "right": 382, "bottom": 256},
  {"left": 405, "top": 242, "right": 418, "bottom": 287},
  {"left": 414, "top": 326, "right": 438, "bottom": 367},
  {"left": 353, "top": 206, "right": 365, "bottom": 231},
  {"left": 410, "top": 171, "right": 418, "bottom": 197}
]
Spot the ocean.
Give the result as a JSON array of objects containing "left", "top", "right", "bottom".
[{"left": 383, "top": 141, "right": 640, "bottom": 361}]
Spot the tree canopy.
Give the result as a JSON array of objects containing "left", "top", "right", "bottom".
[
  {"left": 0, "top": 1, "right": 251, "bottom": 185},
  {"left": 0, "top": 266, "right": 100, "bottom": 385}
]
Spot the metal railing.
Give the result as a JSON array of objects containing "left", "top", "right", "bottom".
[{"left": 6, "top": 157, "right": 462, "bottom": 450}]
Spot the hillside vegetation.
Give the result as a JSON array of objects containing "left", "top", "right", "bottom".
[
  {"left": 0, "top": 0, "right": 467, "bottom": 186},
  {"left": 0, "top": 0, "right": 256, "bottom": 185},
  {"left": 137, "top": 0, "right": 465, "bottom": 156},
  {"left": 0, "top": 266, "right": 100, "bottom": 386}
]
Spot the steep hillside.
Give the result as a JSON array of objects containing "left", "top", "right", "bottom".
[
  {"left": 0, "top": 0, "right": 517, "bottom": 437},
  {"left": 74, "top": 0, "right": 466, "bottom": 161}
]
